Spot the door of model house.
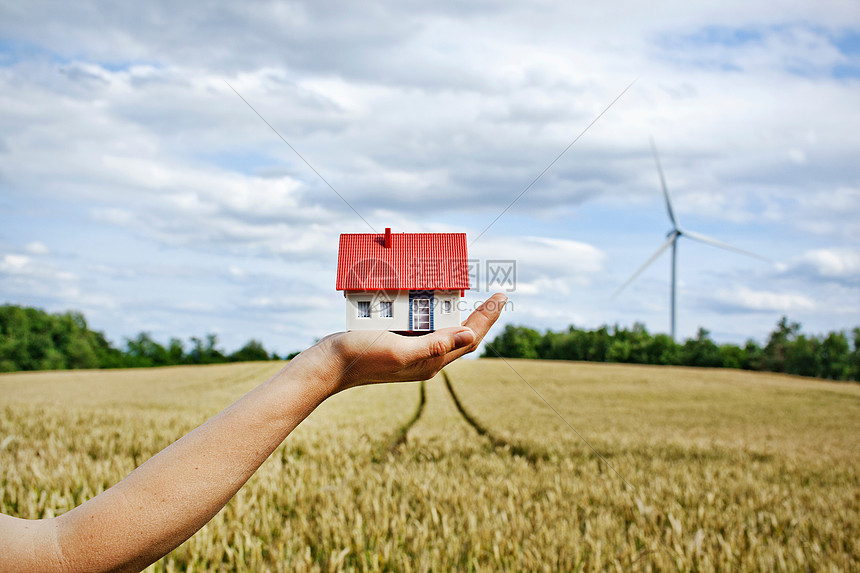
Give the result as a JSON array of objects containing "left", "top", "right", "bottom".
[{"left": 409, "top": 291, "right": 433, "bottom": 331}]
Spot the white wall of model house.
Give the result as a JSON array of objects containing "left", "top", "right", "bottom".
[{"left": 344, "top": 290, "right": 462, "bottom": 331}]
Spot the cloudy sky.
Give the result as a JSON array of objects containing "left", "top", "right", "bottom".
[{"left": 1, "top": 0, "right": 858, "bottom": 355}]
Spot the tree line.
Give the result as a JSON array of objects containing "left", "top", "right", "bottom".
[
  {"left": 0, "top": 305, "right": 293, "bottom": 372},
  {"left": 4, "top": 304, "right": 858, "bottom": 380},
  {"left": 482, "top": 318, "right": 860, "bottom": 381}
]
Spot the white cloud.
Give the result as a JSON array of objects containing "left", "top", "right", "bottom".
[
  {"left": 0, "top": 254, "right": 76, "bottom": 282},
  {"left": 0, "top": 252, "right": 117, "bottom": 312},
  {"left": 713, "top": 286, "right": 816, "bottom": 312},
  {"left": 0, "top": 0, "right": 858, "bottom": 350},
  {"left": 1, "top": 254, "right": 31, "bottom": 271},
  {"left": 472, "top": 236, "right": 606, "bottom": 280},
  {"left": 23, "top": 241, "right": 50, "bottom": 255},
  {"left": 794, "top": 248, "right": 860, "bottom": 279},
  {"left": 791, "top": 187, "right": 860, "bottom": 239},
  {"left": 245, "top": 295, "right": 334, "bottom": 313},
  {"left": 227, "top": 266, "right": 246, "bottom": 279},
  {"left": 171, "top": 300, "right": 217, "bottom": 313},
  {"left": 515, "top": 277, "right": 572, "bottom": 297},
  {"left": 91, "top": 208, "right": 134, "bottom": 226},
  {"left": 788, "top": 149, "right": 807, "bottom": 165}
]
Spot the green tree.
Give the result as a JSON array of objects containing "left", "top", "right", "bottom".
[
  {"left": 851, "top": 328, "right": 860, "bottom": 381},
  {"left": 66, "top": 335, "right": 99, "bottom": 369},
  {"left": 784, "top": 334, "right": 820, "bottom": 377},
  {"left": 607, "top": 323, "right": 652, "bottom": 364},
  {"left": 585, "top": 326, "right": 612, "bottom": 362},
  {"left": 717, "top": 343, "right": 745, "bottom": 370},
  {"left": 0, "top": 305, "right": 31, "bottom": 370},
  {"left": 762, "top": 317, "right": 800, "bottom": 373},
  {"left": 680, "top": 328, "right": 722, "bottom": 368},
  {"left": 481, "top": 325, "right": 541, "bottom": 359},
  {"left": 818, "top": 331, "right": 850, "bottom": 380},
  {"left": 124, "top": 333, "right": 170, "bottom": 368},
  {"left": 188, "top": 334, "right": 226, "bottom": 365},
  {"left": 647, "top": 333, "right": 679, "bottom": 365},
  {"left": 167, "top": 338, "right": 185, "bottom": 365},
  {"left": 742, "top": 339, "right": 764, "bottom": 371},
  {"left": 229, "top": 340, "right": 271, "bottom": 362}
]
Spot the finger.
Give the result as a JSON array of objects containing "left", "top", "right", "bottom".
[
  {"left": 444, "top": 293, "right": 508, "bottom": 363},
  {"left": 462, "top": 292, "right": 507, "bottom": 339},
  {"left": 399, "top": 293, "right": 507, "bottom": 374},
  {"left": 404, "top": 326, "right": 475, "bottom": 363}
]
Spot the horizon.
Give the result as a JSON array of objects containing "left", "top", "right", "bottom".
[{"left": 2, "top": 300, "right": 854, "bottom": 360}]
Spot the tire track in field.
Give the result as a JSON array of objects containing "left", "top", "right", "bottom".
[
  {"left": 441, "top": 369, "right": 545, "bottom": 464},
  {"left": 373, "top": 380, "right": 426, "bottom": 461}
]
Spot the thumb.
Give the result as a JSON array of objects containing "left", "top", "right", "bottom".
[{"left": 418, "top": 327, "right": 475, "bottom": 359}]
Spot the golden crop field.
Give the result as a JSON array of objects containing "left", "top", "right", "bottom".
[{"left": 1, "top": 359, "right": 859, "bottom": 571}]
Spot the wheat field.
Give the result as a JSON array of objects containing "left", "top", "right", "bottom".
[{"left": 1, "top": 359, "right": 858, "bottom": 571}]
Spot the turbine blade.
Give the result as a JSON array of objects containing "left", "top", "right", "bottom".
[
  {"left": 682, "top": 230, "right": 770, "bottom": 261},
  {"left": 612, "top": 235, "right": 676, "bottom": 299},
  {"left": 650, "top": 137, "right": 679, "bottom": 230}
]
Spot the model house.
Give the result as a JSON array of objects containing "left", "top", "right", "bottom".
[{"left": 336, "top": 228, "right": 470, "bottom": 332}]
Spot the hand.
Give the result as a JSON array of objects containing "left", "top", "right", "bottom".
[{"left": 296, "top": 293, "right": 508, "bottom": 395}]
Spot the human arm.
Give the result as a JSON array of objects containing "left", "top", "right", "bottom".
[{"left": 0, "top": 293, "right": 507, "bottom": 573}]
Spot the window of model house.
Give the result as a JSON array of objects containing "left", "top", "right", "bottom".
[
  {"left": 442, "top": 300, "right": 452, "bottom": 314},
  {"left": 380, "top": 301, "right": 393, "bottom": 318},
  {"left": 357, "top": 300, "right": 371, "bottom": 318}
]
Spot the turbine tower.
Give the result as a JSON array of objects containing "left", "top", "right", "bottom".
[{"left": 613, "top": 139, "right": 767, "bottom": 341}]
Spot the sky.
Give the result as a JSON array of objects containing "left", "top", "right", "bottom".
[{"left": 1, "top": 0, "right": 858, "bottom": 356}]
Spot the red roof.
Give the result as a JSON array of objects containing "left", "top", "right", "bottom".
[{"left": 336, "top": 231, "right": 470, "bottom": 290}]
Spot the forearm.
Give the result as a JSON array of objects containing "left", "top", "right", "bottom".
[
  {"left": 50, "top": 351, "right": 335, "bottom": 573},
  {"left": 1, "top": 294, "right": 504, "bottom": 572}
]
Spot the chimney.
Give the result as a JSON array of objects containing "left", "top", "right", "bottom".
[{"left": 384, "top": 227, "right": 392, "bottom": 248}]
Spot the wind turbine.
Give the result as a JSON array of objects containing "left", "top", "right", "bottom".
[{"left": 613, "top": 138, "right": 768, "bottom": 341}]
